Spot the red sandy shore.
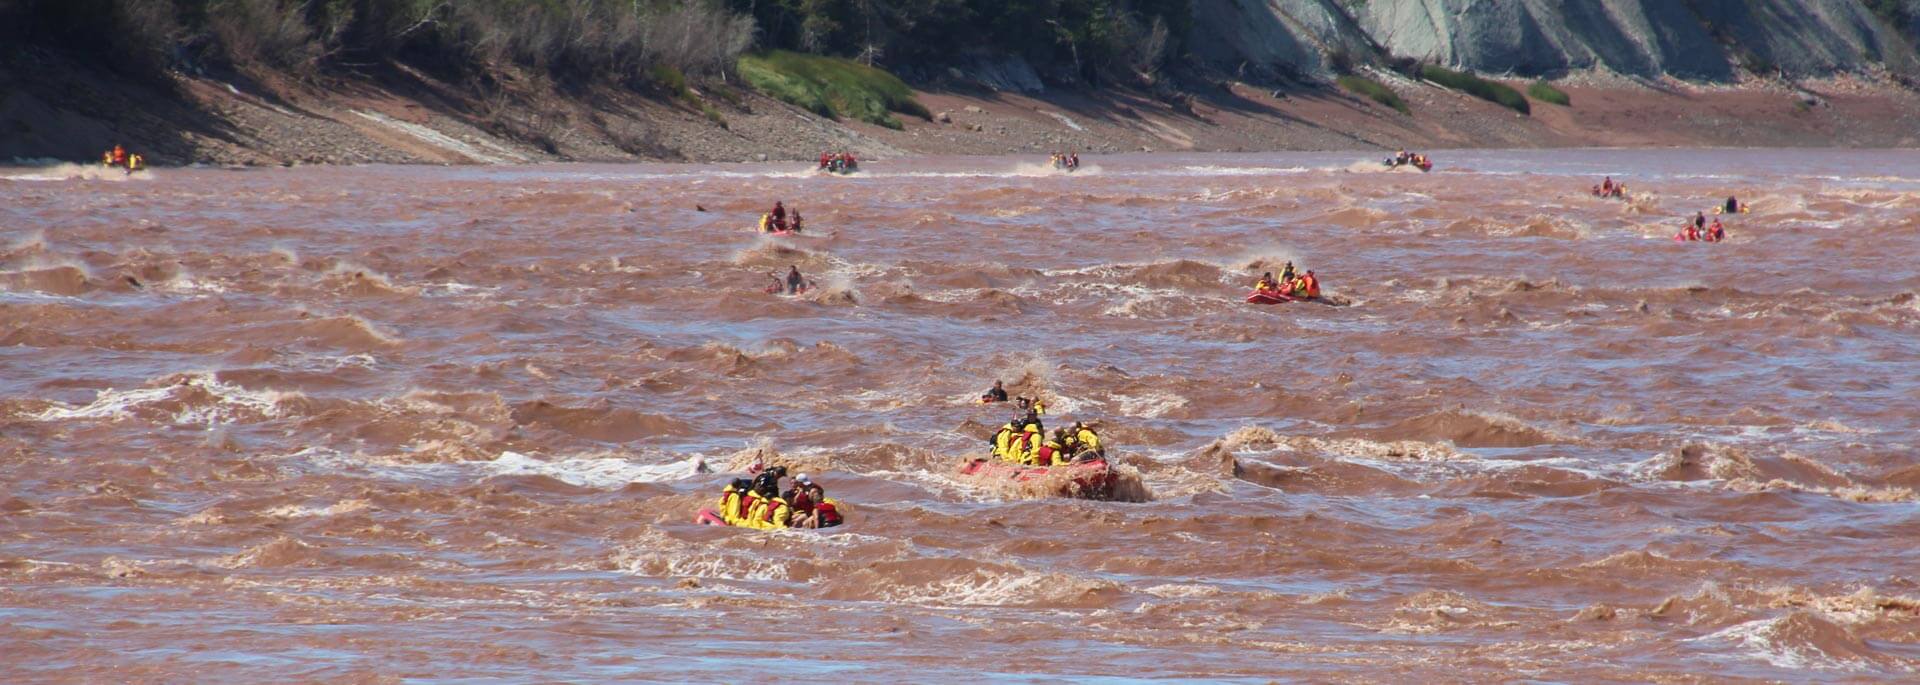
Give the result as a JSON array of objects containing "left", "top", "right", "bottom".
[{"left": 4, "top": 52, "right": 1917, "bottom": 167}]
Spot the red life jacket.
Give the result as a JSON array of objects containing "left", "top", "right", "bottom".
[
  {"left": 814, "top": 500, "right": 841, "bottom": 526},
  {"left": 735, "top": 491, "right": 760, "bottom": 521},
  {"left": 789, "top": 489, "right": 814, "bottom": 513},
  {"left": 1036, "top": 442, "right": 1065, "bottom": 466}
]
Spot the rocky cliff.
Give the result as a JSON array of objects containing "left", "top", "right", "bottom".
[{"left": 1193, "top": 0, "right": 1920, "bottom": 81}]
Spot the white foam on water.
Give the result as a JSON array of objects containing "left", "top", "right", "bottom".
[
  {"left": 31, "top": 373, "right": 292, "bottom": 425},
  {"left": 480, "top": 451, "right": 709, "bottom": 488},
  {"left": 0, "top": 163, "right": 152, "bottom": 182},
  {"left": 1686, "top": 616, "right": 1871, "bottom": 672},
  {"left": 262, "top": 499, "right": 371, "bottom": 518},
  {"left": 1111, "top": 391, "right": 1190, "bottom": 418}
]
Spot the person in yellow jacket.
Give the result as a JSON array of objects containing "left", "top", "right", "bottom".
[
  {"left": 743, "top": 491, "right": 792, "bottom": 529},
  {"left": 1069, "top": 421, "right": 1103, "bottom": 459},
  {"left": 1016, "top": 421, "right": 1044, "bottom": 464},
  {"left": 730, "top": 486, "right": 765, "bottom": 526},
  {"left": 992, "top": 421, "right": 1018, "bottom": 461},
  {"left": 127, "top": 153, "right": 144, "bottom": 172},
  {"left": 717, "top": 479, "right": 748, "bottom": 524},
  {"left": 1032, "top": 429, "right": 1072, "bottom": 466}
]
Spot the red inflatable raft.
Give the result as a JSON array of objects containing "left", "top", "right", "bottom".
[
  {"left": 1245, "top": 289, "right": 1294, "bottom": 305},
  {"left": 957, "top": 457, "right": 1116, "bottom": 499}
]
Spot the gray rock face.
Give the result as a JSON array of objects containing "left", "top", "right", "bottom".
[
  {"left": 1187, "top": 0, "right": 1920, "bottom": 81},
  {"left": 1682, "top": 0, "right": 1916, "bottom": 76},
  {"left": 1357, "top": 0, "right": 1731, "bottom": 78},
  {"left": 1188, "top": 0, "right": 1378, "bottom": 79}
]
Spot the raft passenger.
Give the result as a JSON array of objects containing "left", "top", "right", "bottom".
[{"left": 982, "top": 380, "right": 1009, "bottom": 403}]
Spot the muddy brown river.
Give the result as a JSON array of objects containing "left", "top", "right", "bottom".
[{"left": 4, "top": 150, "right": 1919, "bottom": 681}]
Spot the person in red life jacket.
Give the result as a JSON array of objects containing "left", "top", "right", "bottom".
[
  {"left": 806, "top": 484, "right": 843, "bottom": 528},
  {"left": 1678, "top": 221, "right": 1699, "bottom": 242},
  {"left": 1707, "top": 218, "right": 1725, "bottom": 242},
  {"left": 785, "top": 473, "right": 816, "bottom": 523},
  {"left": 819, "top": 152, "right": 831, "bottom": 169},
  {"left": 1298, "top": 270, "right": 1321, "bottom": 299},
  {"left": 770, "top": 200, "right": 787, "bottom": 230},
  {"left": 1033, "top": 428, "right": 1073, "bottom": 466},
  {"left": 110, "top": 144, "right": 128, "bottom": 167}
]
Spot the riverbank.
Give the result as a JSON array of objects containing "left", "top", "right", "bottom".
[{"left": 5, "top": 47, "right": 1919, "bottom": 167}]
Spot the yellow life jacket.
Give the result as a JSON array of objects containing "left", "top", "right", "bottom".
[
  {"left": 759, "top": 214, "right": 772, "bottom": 232},
  {"left": 1018, "top": 425, "right": 1042, "bottom": 462},
  {"left": 1000, "top": 432, "right": 1026, "bottom": 463},
  {"left": 993, "top": 425, "right": 1015, "bottom": 459},
  {"left": 761, "top": 496, "right": 792, "bottom": 529},
  {"left": 1075, "top": 428, "right": 1101, "bottom": 454},
  {"left": 1031, "top": 400, "right": 1047, "bottom": 415}
]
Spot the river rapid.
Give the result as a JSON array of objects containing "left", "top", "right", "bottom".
[{"left": 4, "top": 150, "right": 1920, "bottom": 682}]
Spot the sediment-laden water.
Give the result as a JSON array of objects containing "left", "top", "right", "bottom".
[{"left": 4, "top": 150, "right": 1919, "bottom": 681}]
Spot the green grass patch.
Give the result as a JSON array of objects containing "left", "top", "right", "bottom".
[
  {"left": 737, "top": 50, "right": 929, "bottom": 129},
  {"left": 1337, "top": 74, "right": 1410, "bottom": 114},
  {"left": 1527, "top": 80, "right": 1570, "bottom": 107},
  {"left": 1421, "top": 64, "right": 1530, "bottom": 115},
  {"left": 649, "top": 64, "right": 692, "bottom": 101},
  {"left": 707, "top": 85, "right": 743, "bottom": 108},
  {"left": 703, "top": 104, "right": 728, "bottom": 128}
]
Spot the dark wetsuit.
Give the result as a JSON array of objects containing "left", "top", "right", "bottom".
[
  {"left": 752, "top": 469, "right": 783, "bottom": 498},
  {"left": 786, "top": 270, "right": 803, "bottom": 294},
  {"left": 984, "top": 387, "right": 1008, "bottom": 402}
]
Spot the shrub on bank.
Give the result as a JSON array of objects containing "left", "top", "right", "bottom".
[
  {"left": 1337, "top": 74, "right": 1411, "bottom": 114},
  {"left": 1421, "top": 64, "right": 1530, "bottom": 115},
  {"left": 738, "top": 51, "right": 930, "bottom": 130},
  {"left": 1528, "top": 80, "right": 1571, "bottom": 107},
  {"left": 0, "top": 0, "right": 754, "bottom": 88}
]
